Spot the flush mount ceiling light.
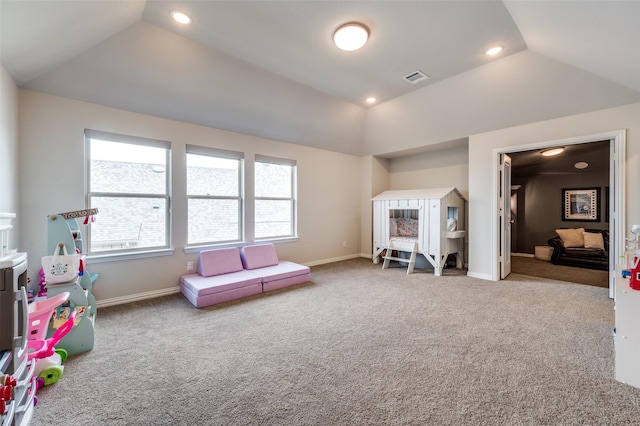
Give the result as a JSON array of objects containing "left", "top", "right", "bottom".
[
  {"left": 171, "top": 11, "right": 191, "bottom": 24},
  {"left": 333, "top": 22, "right": 369, "bottom": 51},
  {"left": 486, "top": 46, "right": 503, "bottom": 56},
  {"left": 366, "top": 97, "right": 377, "bottom": 104},
  {"left": 574, "top": 162, "right": 589, "bottom": 170},
  {"left": 541, "top": 147, "right": 565, "bottom": 157}
]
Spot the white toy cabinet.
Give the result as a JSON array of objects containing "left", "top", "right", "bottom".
[{"left": 615, "top": 249, "right": 640, "bottom": 388}]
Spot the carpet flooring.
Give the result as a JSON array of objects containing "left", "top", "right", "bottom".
[
  {"left": 31, "top": 258, "right": 638, "bottom": 425},
  {"left": 511, "top": 255, "right": 609, "bottom": 288}
]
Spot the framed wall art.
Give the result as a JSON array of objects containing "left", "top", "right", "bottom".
[{"left": 562, "top": 187, "right": 600, "bottom": 221}]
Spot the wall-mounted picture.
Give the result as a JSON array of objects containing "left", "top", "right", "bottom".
[{"left": 563, "top": 188, "right": 600, "bottom": 221}]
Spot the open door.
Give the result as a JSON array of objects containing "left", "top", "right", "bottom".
[{"left": 500, "top": 154, "right": 512, "bottom": 278}]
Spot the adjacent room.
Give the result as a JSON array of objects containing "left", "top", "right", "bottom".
[{"left": 2, "top": 1, "right": 640, "bottom": 424}]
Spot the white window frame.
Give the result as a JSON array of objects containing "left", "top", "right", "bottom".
[
  {"left": 85, "top": 129, "right": 173, "bottom": 262},
  {"left": 254, "top": 155, "right": 297, "bottom": 241},
  {"left": 186, "top": 145, "right": 244, "bottom": 248}
]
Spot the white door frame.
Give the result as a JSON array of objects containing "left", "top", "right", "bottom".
[
  {"left": 492, "top": 130, "right": 626, "bottom": 298},
  {"left": 500, "top": 154, "right": 512, "bottom": 278}
]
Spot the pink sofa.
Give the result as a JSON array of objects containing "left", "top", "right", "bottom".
[{"left": 180, "top": 244, "right": 310, "bottom": 308}]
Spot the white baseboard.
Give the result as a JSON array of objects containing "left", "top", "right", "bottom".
[
  {"left": 96, "top": 256, "right": 366, "bottom": 308},
  {"left": 466, "top": 271, "right": 494, "bottom": 281},
  {"left": 96, "top": 286, "right": 181, "bottom": 308},
  {"left": 304, "top": 253, "right": 362, "bottom": 267},
  {"left": 96, "top": 253, "right": 471, "bottom": 307}
]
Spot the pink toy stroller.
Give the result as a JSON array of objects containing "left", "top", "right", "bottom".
[{"left": 26, "top": 292, "right": 77, "bottom": 387}]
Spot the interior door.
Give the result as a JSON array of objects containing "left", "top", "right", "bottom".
[{"left": 500, "top": 154, "right": 512, "bottom": 278}]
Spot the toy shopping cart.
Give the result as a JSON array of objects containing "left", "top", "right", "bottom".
[{"left": 26, "top": 292, "right": 76, "bottom": 387}]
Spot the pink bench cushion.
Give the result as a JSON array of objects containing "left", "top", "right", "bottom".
[
  {"left": 180, "top": 270, "right": 262, "bottom": 297},
  {"left": 240, "top": 244, "right": 279, "bottom": 270},
  {"left": 260, "top": 261, "right": 310, "bottom": 292},
  {"left": 257, "top": 261, "right": 310, "bottom": 283},
  {"left": 180, "top": 271, "right": 263, "bottom": 308},
  {"left": 197, "top": 247, "right": 244, "bottom": 277}
]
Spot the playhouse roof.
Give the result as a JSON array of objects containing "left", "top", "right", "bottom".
[{"left": 372, "top": 187, "right": 466, "bottom": 201}]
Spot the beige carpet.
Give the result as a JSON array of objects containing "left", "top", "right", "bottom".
[
  {"left": 511, "top": 255, "right": 609, "bottom": 288},
  {"left": 31, "top": 258, "right": 637, "bottom": 425}
]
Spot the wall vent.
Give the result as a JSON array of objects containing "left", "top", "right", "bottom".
[{"left": 404, "top": 70, "right": 430, "bottom": 84}]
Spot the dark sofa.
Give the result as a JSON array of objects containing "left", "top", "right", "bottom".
[{"left": 547, "top": 229, "right": 609, "bottom": 271}]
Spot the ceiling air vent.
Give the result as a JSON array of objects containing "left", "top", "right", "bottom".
[{"left": 404, "top": 70, "right": 430, "bottom": 84}]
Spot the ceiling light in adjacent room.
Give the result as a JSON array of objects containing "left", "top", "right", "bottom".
[
  {"left": 541, "top": 147, "right": 565, "bottom": 157},
  {"left": 575, "top": 162, "right": 589, "bottom": 169},
  {"left": 333, "top": 22, "right": 369, "bottom": 51},
  {"left": 171, "top": 11, "right": 191, "bottom": 24},
  {"left": 486, "top": 46, "right": 503, "bottom": 56}
]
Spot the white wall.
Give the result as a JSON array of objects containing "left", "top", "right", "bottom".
[
  {"left": 388, "top": 145, "right": 469, "bottom": 197},
  {"left": 19, "top": 90, "right": 362, "bottom": 304},
  {"left": 0, "top": 65, "right": 19, "bottom": 249},
  {"left": 363, "top": 50, "right": 640, "bottom": 157},
  {"left": 468, "top": 101, "right": 640, "bottom": 280},
  {"left": 359, "top": 156, "right": 390, "bottom": 257}
]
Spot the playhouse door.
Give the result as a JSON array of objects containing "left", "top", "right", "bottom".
[{"left": 500, "top": 154, "right": 512, "bottom": 278}]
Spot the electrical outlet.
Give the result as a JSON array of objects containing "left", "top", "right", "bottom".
[{"left": 187, "top": 261, "right": 194, "bottom": 271}]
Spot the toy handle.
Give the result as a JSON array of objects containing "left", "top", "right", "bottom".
[{"left": 48, "top": 311, "right": 77, "bottom": 347}]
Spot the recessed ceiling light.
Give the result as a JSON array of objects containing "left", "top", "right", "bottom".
[
  {"left": 486, "top": 46, "right": 503, "bottom": 56},
  {"left": 574, "top": 162, "right": 589, "bottom": 169},
  {"left": 366, "top": 97, "right": 377, "bottom": 104},
  {"left": 333, "top": 22, "right": 369, "bottom": 51},
  {"left": 541, "top": 147, "right": 565, "bottom": 157},
  {"left": 171, "top": 11, "right": 191, "bottom": 24}
]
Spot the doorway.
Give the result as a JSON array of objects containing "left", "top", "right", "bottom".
[{"left": 496, "top": 130, "right": 625, "bottom": 298}]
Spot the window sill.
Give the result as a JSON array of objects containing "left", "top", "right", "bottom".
[
  {"left": 255, "top": 236, "right": 299, "bottom": 245},
  {"left": 183, "top": 237, "right": 299, "bottom": 254},
  {"left": 88, "top": 248, "right": 175, "bottom": 263},
  {"left": 184, "top": 242, "right": 245, "bottom": 254}
]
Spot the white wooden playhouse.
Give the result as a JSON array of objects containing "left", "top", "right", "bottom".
[{"left": 372, "top": 188, "right": 466, "bottom": 276}]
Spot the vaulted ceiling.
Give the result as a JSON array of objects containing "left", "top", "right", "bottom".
[{"left": 2, "top": 1, "right": 639, "bottom": 156}]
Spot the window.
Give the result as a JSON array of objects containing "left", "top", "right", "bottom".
[
  {"left": 85, "top": 130, "right": 171, "bottom": 254},
  {"left": 254, "top": 155, "right": 297, "bottom": 239},
  {"left": 186, "top": 145, "right": 243, "bottom": 245}
]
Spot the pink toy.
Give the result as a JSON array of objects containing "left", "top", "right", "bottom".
[
  {"left": 26, "top": 292, "right": 77, "bottom": 387},
  {"left": 27, "top": 292, "right": 70, "bottom": 340},
  {"left": 37, "top": 268, "right": 47, "bottom": 297},
  {"left": 27, "top": 311, "right": 76, "bottom": 362}
]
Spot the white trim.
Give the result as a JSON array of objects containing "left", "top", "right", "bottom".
[
  {"left": 467, "top": 271, "right": 493, "bottom": 280},
  {"left": 611, "top": 130, "right": 626, "bottom": 299},
  {"left": 304, "top": 253, "right": 362, "bottom": 266},
  {"left": 183, "top": 236, "right": 300, "bottom": 254},
  {"left": 96, "top": 286, "right": 181, "bottom": 308},
  {"left": 95, "top": 254, "right": 362, "bottom": 308},
  {"left": 89, "top": 248, "right": 175, "bottom": 263}
]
